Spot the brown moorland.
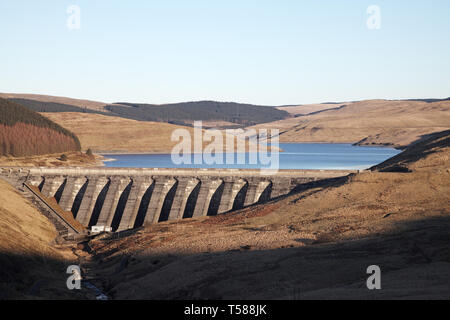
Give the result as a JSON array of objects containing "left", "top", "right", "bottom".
[
  {"left": 252, "top": 99, "right": 450, "bottom": 148},
  {"left": 0, "top": 178, "right": 89, "bottom": 299},
  {"left": 43, "top": 112, "right": 192, "bottom": 153},
  {"left": 276, "top": 103, "right": 347, "bottom": 115},
  {"left": 0, "top": 151, "right": 102, "bottom": 167},
  {"left": 5, "top": 94, "right": 450, "bottom": 151},
  {"left": 75, "top": 130, "right": 450, "bottom": 299},
  {"left": 1, "top": 130, "right": 448, "bottom": 299},
  {"left": 43, "top": 112, "right": 262, "bottom": 154},
  {"left": 0, "top": 93, "right": 109, "bottom": 112}
]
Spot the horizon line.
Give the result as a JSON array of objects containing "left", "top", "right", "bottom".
[{"left": 1, "top": 91, "right": 449, "bottom": 107}]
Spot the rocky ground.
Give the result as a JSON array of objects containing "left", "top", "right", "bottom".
[{"left": 0, "top": 151, "right": 102, "bottom": 167}]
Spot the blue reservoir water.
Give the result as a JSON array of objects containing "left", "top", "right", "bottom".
[{"left": 102, "top": 143, "right": 401, "bottom": 170}]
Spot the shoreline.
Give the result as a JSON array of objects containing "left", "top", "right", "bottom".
[{"left": 279, "top": 141, "right": 404, "bottom": 150}]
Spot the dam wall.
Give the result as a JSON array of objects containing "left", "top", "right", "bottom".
[{"left": 1, "top": 167, "right": 354, "bottom": 234}]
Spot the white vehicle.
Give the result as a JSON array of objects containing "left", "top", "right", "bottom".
[{"left": 90, "top": 225, "right": 112, "bottom": 234}]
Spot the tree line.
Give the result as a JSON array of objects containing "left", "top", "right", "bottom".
[{"left": 0, "top": 98, "right": 81, "bottom": 157}]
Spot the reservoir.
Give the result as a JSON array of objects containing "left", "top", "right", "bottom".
[{"left": 102, "top": 143, "right": 401, "bottom": 170}]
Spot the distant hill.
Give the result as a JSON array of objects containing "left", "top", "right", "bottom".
[
  {"left": 8, "top": 98, "right": 108, "bottom": 115},
  {"left": 276, "top": 103, "right": 347, "bottom": 116},
  {"left": 251, "top": 99, "right": 450, "bottom": 148},
  {"left": 0, "top": 98, "right": 81, "bottom": 157},
  {"left": 104, "top": 101, "right": 288, "bottom": 126},
  {"left": 0, "top": 93, "right": 108, "bottom": 112},
  {"left": 43, "top": 112, "right": 259, "bottom": 153},
  {"left": 2, "top": 94, "right": 289, "bottom": 128},
  {"left": 43, "top": 112, "right": 199, "bottom": 153}
]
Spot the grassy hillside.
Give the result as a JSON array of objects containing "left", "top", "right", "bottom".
[
  {"left": 0, "top": 93, "right": 108, "bottom": 111},
  {"left": 0, "top": 98, "right": 81, "bottom": 157},
  {"left": 43, "top": 112, "right": 197, "bottom": 153},
  {"left": 276, "top": 103, "right": 347, "bottom": 116},
  {"left": 252, "top": 99, "right": 450, "bottom": 148},
  {"left": 1, "top": 130, "right": 448, "bottom": 299},
  {"left": 85, "top": 130, "right": 450, "bottom": 299},
  {"left": 5, "top": 93, "right": 450, "bottom": 149},
  {"left": 0, "top": 179, "right": 83, "bottom": 299},
  {"left": 2, "top": 94, "right": 288, "bottom": 128},
  {"left": 44, "top": 112, "right": 258, "bottom": 153}
]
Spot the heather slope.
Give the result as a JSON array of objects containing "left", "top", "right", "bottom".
[{"left": 85, "top": 130, "right": 450, "bottom": 299}]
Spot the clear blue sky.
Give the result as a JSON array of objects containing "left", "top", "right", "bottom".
[{"left": 1, "top": 0, "right": 449, "bottom": 105}]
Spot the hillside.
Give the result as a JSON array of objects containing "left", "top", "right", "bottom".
[
  {"left": 42, "top": 112, "right": 196, "bottom": 153},
  {"left": 79, "top": 130, "right": 450, "bottom": 299},
  {"left": 2, "top": 93, "right": 288, "bottom": 128},
  {"left": 104, "top": 101, "right": 288, "bottom": 127},
  {"left": 0, "top": 98, "right": 81, "bottom": 157},
  {"left": 43, "top": 112, "right": 257, "bottom": 154},
  {"left": 0, "top": 93, "right": 108, "bottom": 112},
  {"left": 1, "top": 131, "right": 448, "bottom": 299},
  {"left": 8, "top": 98, "right": 110, "bottom": 115},
  {"left": 0, "top": 179, "right": 84, "bottom": 299},
  {"left": 252, "top": 99, "right": 450, "bottom": 148},
  {"left": 5, "top": 93, "right": 450, "bottom": 151},
  {"left": 276, "top": 103, "right": 347, "bottom": 116}
]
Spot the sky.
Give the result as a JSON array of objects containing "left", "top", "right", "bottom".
[{"left": 1, "top": 0, "right": 449, "bottom": 105}]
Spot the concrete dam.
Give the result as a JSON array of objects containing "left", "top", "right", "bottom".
[{"left": 1, "top": 167, "right": 354, "bottom": 235}]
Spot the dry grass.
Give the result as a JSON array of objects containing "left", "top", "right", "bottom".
[
  {"left": 253, "top": 99, "right": 450, "bottom": 148},
  {"left": 43, "top": 112, "right": 197, "bottom": 153},
  {"left": 84, "top": 132, "right": 450, "bottom": 299},
  {"left": 0, "top": 151, "right": 102, "bottom": 167},
  {"left": 276, "top": 103, "right": 346, "bottom": 115},
  {"left": 0, "top": 93, "right": 109, "bottom": 112},
  {"left": 44, "top": 112, "right": 260, "bottom": 153},
  {"left": 0, "top": 179, "right": 59, "bottom": 256},
  {"left": 0, "top": 179, "right": 85, "bottom": 299}
]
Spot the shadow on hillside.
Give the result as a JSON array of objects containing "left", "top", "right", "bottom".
[
  {"left": 0, "top": 251, "right": 90, "bottom": 300},
  {"left": 90, "top": 214, "right": 450, "bottom": 300},
  {"left": 288, "top": 176, "right": 350, "bottom": 204},
  {"left": 372, "top": 130, "right": 450, "bottom": 171},
  {"left": 404, "top": 97, "right": 450, "bottom": 103},
  {"left": 2, "top": 214, "right": 449, "bottom": 300}
]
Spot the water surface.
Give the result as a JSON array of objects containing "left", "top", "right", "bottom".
[{"left": 102, "top": 143, "right": 401, "bottom": 170}]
